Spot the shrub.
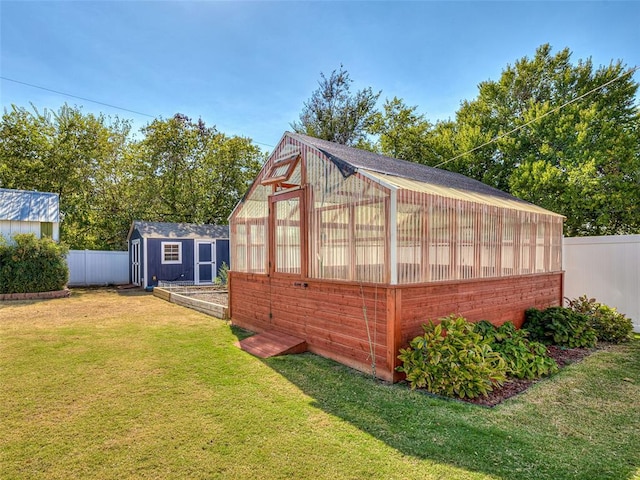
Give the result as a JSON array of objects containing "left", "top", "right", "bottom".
[
  {"left": 215, "top": 262, "right": 229, "bottom": 287},
  {"left": 0, "top": 234, "right": 69, "bottom": 294},
  {"left": 475, "top": 320, "right": 558, "bottom": 379},
  {"left": 524, "top": 306, "right": 597, "bottom": 348},
  {"left": 397, "top": 315, "right": 507, "bottom": 399},
  {"left": 567, "top": 295, "right": 633, "bottom": 343}
]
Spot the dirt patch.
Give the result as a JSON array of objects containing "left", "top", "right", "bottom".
[
  {"left": 185, "top": 292, "right": 228, "bottom": 307},
  {"left": 158, "top": 286, "right": 228, "bottom": 307},
  {"left": 464, "top": 346, "right": 596, "bottom": 407}
]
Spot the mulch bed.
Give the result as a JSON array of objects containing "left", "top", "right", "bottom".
[
  {"left": 464, "top": 345, "right": 596, "bottom": 407},
  {"left": 0, "top": 288, "right": 71, "bottom": 301}
]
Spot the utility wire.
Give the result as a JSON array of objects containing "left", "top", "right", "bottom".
[
  {"left": 434, "top": 65, "right": 640, "bottom": 169},
  {"left": 1, "top": 76, "right": 156, "bottom": 118},
  {"left": 1, "top": 75, "right": 276, "bottom": 147}
]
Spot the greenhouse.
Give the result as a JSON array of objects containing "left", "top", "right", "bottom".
[{"left": 229, "top": 132, "right": 564, "bottom": 381}]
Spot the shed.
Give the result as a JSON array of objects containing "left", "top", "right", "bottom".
[
  {"left": 127, "top": 221, "right": 230, "bottom": 288},
  {"left": 228, "top": 132, "right": 565, "bottom": 382},
  {"left": 0, "top": 188, "right": 60, "bottom": 242}
]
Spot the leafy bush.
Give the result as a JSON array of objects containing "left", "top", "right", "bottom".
[
  {"left": 0, "top": 234, "right": 68, "bottom": 294},
  {"left": 524, "top": 306, "right": 597, "bottom": 348},
  {"left": 215, "top": 262, "right": 229, "bottom": 287},
  {"left": 567, "top": 295, "right": 633, "bottom": 343},
  {"left": 475, "top": 321, "right": 558, "bottom": 379},
  {"left": 397, "top": 315, "right": 507, "bottom": 399}
]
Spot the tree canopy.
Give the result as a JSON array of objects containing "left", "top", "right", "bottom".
[
  {"left": 438, "top": 44, "right": 640, "bottom": 235},
  {"left": 291, "top": 65, "right": 380, "bottom": 148},
  {"left": 0, "top": 107, "right": 263, "bottom": 250},
  {"left": 294, "top": 48, "right": 640, "bottom": 236}
]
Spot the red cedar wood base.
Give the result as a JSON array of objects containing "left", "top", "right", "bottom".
[{"left": 229, "top": 272, "right": 564, "bottom": 382}]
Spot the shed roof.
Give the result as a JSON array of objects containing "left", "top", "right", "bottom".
[
  {"left": 288, "top": 132, "right": 527, "bottom": 203},
  {"left": 129, "top": 221, "right": 229, "bottom": 240},
  {"left": 0, "top": 188, "right": 59, "bottom": 222}
]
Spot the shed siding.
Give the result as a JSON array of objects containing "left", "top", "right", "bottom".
[
  {"left": 147, "top": 238, "right": 195, "bottom": 285},
  {"left": 0, "top": 220, "right": 60, "bottom": 242},
  {"left": 216, "top": 239, "right": 230, "bottom": 275}
]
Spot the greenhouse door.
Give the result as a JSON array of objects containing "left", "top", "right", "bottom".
[
  {"left": 196, "top": 240, "right": 216, "bottom": 285},
  {"left": 269, "top": 190, "right": 305, "bottom": 277}
]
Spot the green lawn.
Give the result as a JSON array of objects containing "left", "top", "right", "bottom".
[{"left": 1, "top": 289, "right": 639, "bottom": 480}]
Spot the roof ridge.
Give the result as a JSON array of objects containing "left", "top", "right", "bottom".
[{"left": 286, "top": 131, "right": 529, "bottom": 204}]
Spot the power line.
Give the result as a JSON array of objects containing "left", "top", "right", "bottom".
[
  {"left": 1, "top": 76, "right": 156, "bottom": 118},
  {"left": 1, "top": 75, "right": 276, "bottom": 148},
  {"left": 434, "top": 65, "right": 640, "bottom": 169}
]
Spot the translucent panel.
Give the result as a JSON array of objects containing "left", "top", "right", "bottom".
[
  {"left": 231, "top": 183, "right": 269, "bottom": 274},
  {"left": 550, "top": 217, "right": 563, "bottom": 271},
  {"left": 231, "top": 137, "right": 563, "bottom": 283},
  {"left": 457, "top": 208, "right": 475, "bottom": 279},
  {"left": 519, "top": 215, "right": 534, "bottom": 274},
  {"left": 355, "top": 200, "right": 386, "bottom": 283},
  {"left": 274, "top": 197, "right": 301, "bottom": 274},
  {"left": 480, "top": 206, "right": 500, "bottom": 278},
  {"left": 307, "top": 150, "right": 390, "bottom": 283},
  {"left": 396, "top": 188, "right": 563, "bottom": 284},
  {"left": 501, "top": 211, "right": 516, "bottom": 276}
]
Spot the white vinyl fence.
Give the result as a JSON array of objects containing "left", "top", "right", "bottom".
[
  {"left": 63, "top": 237, "right": 639, "bottom": 330},
  {"left": 66, "top": 250, "right": 129, "bottom": 286},
  {"left": 563, "top": 235, "right": 640, "bottom": 332}
]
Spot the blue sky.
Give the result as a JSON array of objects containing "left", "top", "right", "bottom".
[{"left": 1, "top": 1, "right": 639, "bottom": 149}]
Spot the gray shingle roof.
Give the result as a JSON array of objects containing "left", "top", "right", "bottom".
[
  {"left": 0, "top": 188, "right": 59, "bottom": 222},
  {"left": 132, "top": 221, "right": 229, "bottom": 239},
  {"left": 288, "top": 132, "right": 525, "bottom": 202}
]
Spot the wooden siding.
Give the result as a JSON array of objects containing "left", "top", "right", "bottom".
[
  {"left": 393, "top": 272, "right": 563, "bottom": 381},
  {"left": 229, "top": 272, "right": 392, "bottom": 380},
  {"left": 230, "top": 271, "right": 563, "bottom": 382}
]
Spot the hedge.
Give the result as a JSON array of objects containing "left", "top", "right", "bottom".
[{"left": 0, "top": 233, "right": 69, "bottom": 294}]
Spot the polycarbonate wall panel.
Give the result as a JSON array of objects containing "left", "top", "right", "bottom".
[
  {"left": 274, "top": 197, "right": 301, "bottom": 274},
  {"left": 231, "top": 183, "right": 269, "bottom": 274},
  {"left": 396, "top": 190, "right": 563, "bottom": 284},
  {"left": 306, "top": 151, "right": 390, "bottom": 283}
]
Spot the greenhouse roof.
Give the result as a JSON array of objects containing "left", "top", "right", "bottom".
[
  {"left": 288, "top": 132, "right": 563, "bottom": 217},
  {"left": 290, "top": 133, "right": 524, "bottom": 201},
  {"left": 363, "top": 170, "right": 564, "bottom": 217}
]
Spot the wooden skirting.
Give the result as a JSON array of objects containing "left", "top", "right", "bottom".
[{"left": 229, "top": 271, "right": 563, "bottom": 382}]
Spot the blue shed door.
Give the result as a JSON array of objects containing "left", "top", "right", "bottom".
[{"left": 195, "top": 240, "right": 215, "bottom": 285}]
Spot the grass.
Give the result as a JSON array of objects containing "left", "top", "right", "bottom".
[{"left": 1, "top": 289, "right": 639, "bottom": 480}]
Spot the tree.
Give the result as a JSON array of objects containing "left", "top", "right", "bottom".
[
  {"left": 136, "top": 114, "right": 262, "bottom": 226},
  {"left": 291, "top": 65, "right": 380, "bottom": 147},
  {"left": 0, "top": 106, "right": 263, "bottom": 250},
  {"left": 438, "top": 44, "right": 640, "bottom": 235},
  {"left": 0, "top": 104, "right": 134, "bottom": 249},
  {"left": 370, "top": 97, "right": 434, "bottom": 162}
]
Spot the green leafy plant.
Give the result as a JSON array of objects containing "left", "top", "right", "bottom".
[
  {"left": 567, "top": 295, "right": 633, "bottom": 343},
  {"left": 524, "top": 307, "right": 597, "bottom": 348},
  {"left": 215, "top": 262, "right": 229, "bottom": 287},
  {"left": 0, "top": 233, "right": 69, "bottom": 294},
  {"left": 397, "top": 315, "right": 507, "bottom": 399},
  {"left": 476, "top": 321, "right": 558, "bottom": 379}
]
